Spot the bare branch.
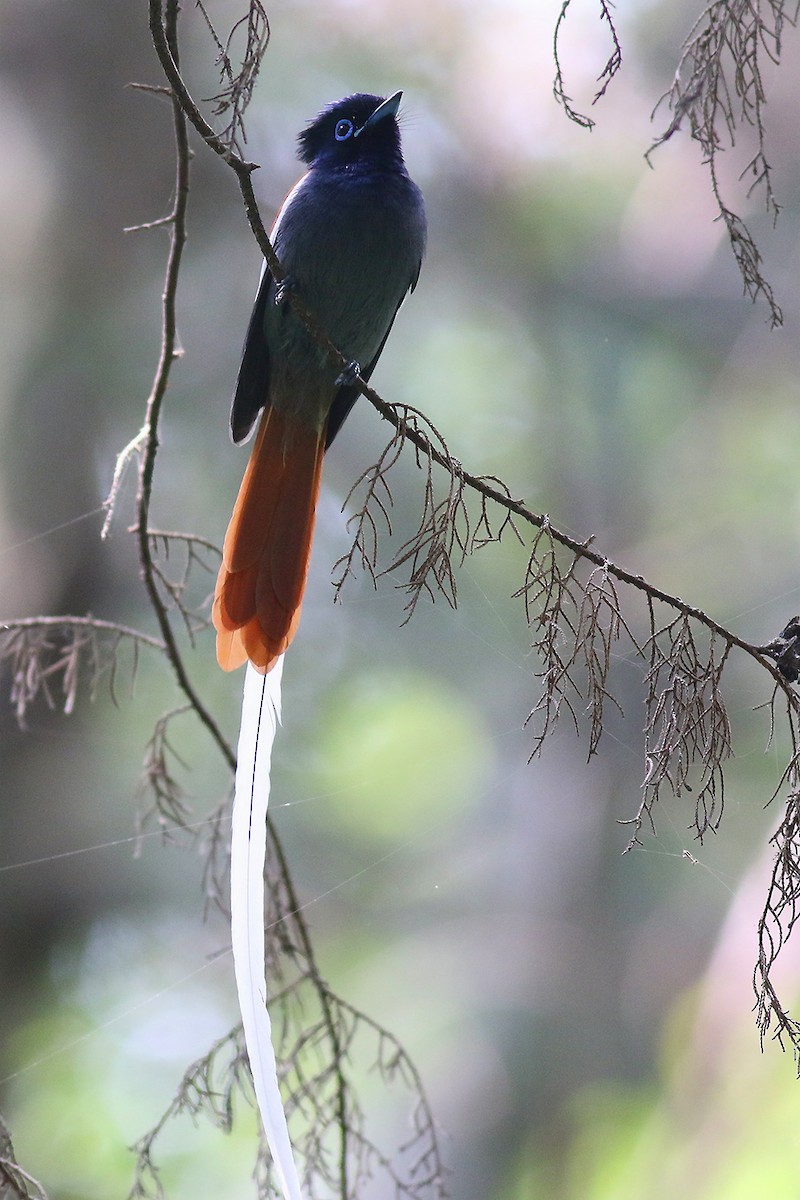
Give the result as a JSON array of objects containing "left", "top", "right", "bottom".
[{"left": 130, "top": 1, "right": 234, "bottom": 772}]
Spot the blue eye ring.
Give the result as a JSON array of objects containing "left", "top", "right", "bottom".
[{"left": 334, "top": 118, "right": 354, "bottom": 142}]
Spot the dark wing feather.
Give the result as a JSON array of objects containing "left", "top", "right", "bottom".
[
  {"left": 325, "top": 321, "right": 393, "bottom": 448},
  {"left": 230, "top": 269, "right": 275, "bottom": 444},
  {"left": 325, "top": 256, "right": 422, "bottom": 449}
]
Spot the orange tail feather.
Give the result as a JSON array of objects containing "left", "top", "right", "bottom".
[{"left": 213, "top": 407, "right": 325, "bottom": 673}]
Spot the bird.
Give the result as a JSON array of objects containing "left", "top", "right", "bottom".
[
  {"left": 212, "top": 91, "right": 427, "bottom": 674},
  {"left": 215, "top": 93, "right": 426, "bottom": 1200}
]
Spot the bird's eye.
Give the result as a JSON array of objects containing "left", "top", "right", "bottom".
[{"left": 334, "top": 118, "right": 354, "bottom": 142}]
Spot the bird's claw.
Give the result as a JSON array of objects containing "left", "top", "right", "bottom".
[
  {"left": 274, "top": 275, "right": 295, "bottom": 307},
  {"left": 335, "top": 360, "right": 361, "bottom": 387}
]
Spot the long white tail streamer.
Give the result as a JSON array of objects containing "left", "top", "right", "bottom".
[{"left": 231, "top": 657, "right": 303, "bottom": 1200}]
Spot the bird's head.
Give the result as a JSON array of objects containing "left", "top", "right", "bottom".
[{"left": 297, "top": 92, "right": 405, "bottom": 171}]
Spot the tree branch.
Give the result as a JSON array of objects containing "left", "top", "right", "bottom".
[{"left": 144, "top": 0, "right": 800, "bottom": 1078}]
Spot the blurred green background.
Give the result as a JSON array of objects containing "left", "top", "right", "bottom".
[{"left": 3, "top": 1, "right": 800, "bottom": 1197}]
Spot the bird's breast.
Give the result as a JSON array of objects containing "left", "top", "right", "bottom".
[{"left": 269, "top": 167, "right": 425, "bottom": 372}]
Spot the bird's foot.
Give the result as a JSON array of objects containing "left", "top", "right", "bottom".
[
  {"left": 274, "top": 275, "right": 296, "bottom": 308},
  {"left": 335, "top": 360, "right": 361, "bottom": 387}
]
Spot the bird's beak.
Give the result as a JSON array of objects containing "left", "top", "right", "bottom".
[{"left": 355, "top": 90, "right": 402, "bottom": 136}]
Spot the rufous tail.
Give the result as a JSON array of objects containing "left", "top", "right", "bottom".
[{"left": 213, "top": 406, "right": 325, "bottom": 673}]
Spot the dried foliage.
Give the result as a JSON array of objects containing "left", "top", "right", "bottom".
[
  {"left": 137, "top": 704, "right": 195, "bottom": 831},
  {"left": 333, "top": 403, "right": 520, "bottom": 623},
  {"left": 0, "top": 1114, "right": 48, "bottom": 1200},
  {"left": 330, "top": 391, "right": 800, "bottom": 1063},
  {"left": 755, "top": 755, "right": 800, "bottom": 1053},
  {"left": 516, "top": 524, "right": 629, "bottom": 757},
  {"left": 648, "top": 0, "right": 800, "bottom": 326},
  {"left": 0, "top": 616, "right": 162, "bottom": 729},
  {"left": 130, "top": 844, "right": 445, "bottom": 1200},
  {"left": 633, "top": 608, "right": 733, "bottom": 845},
  {"left": 196, "top": 0, "right": 270, "bottom": 157},
  {"left": 335, "top": 413, "right": 800, "bottom": 1086},
  {"left": 7, "top": 0, "right": 800, "bottom": 1195},
  {"left": 553, "top": 0, "right": 799, "bottom": 323},
  {"left": 147, "top": 528, "right": 220, "bottom": 644}
]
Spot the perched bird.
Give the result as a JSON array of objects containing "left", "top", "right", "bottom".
[
  {"left": 213, "top": 91, "right": 427, "bottom": 673},
  {"left": 216, "top": 93, "right": 426, "bottom": 1200}
]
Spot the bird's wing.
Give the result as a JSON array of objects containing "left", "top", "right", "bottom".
[
  {"left": 231, "top": 261, "right": 274, "bottom": 445},
  {"left": 324, "top": 322, "right": 393, "bottom": 448},
  {"left": 325, "top": 260, "right": 421, "bottom": 449}
]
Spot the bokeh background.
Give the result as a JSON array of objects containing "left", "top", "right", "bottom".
[{"left": 3, "top": 1, "right": 800, "bottom": 1197}]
